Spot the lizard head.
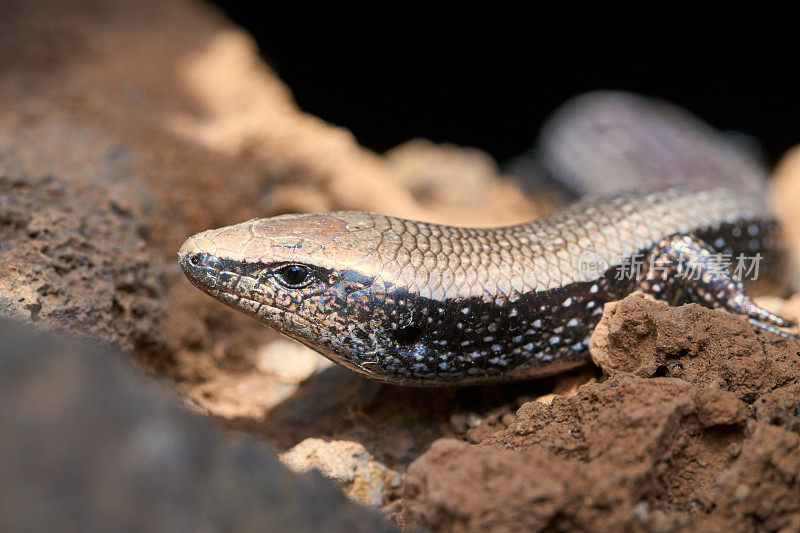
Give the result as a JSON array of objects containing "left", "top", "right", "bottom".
[{"left": 178, "top": 212, "right": 423, "bottom": 382}]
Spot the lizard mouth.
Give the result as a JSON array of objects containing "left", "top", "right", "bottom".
[
  {"left": 179, "top": 251, "right": 386, "bottom": 378},
  {"left": 179, "top": 251, "right": 340, "bottom": 343},
  {"left": 179, "top": 257, "right": 296, "bottom": 325},
  {"left": 192, "top": 274, "right": 383, "bottom": 376}
]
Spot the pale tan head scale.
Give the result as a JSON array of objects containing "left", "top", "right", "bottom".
[{"left": 178, "top": 212, "right": 389, "bottom": 274}]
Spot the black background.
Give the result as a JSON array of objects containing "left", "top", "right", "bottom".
[{"left": 210, "top": 6, "right": 798, "bottom": 167}]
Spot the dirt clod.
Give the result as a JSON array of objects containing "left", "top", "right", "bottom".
[{"left": 695, "top": 388, "right": 746, "bottom": 427}]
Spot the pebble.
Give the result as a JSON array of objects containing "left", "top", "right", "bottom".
[{"left": 255, "top": 340, "right": 332, "bottom": 383}]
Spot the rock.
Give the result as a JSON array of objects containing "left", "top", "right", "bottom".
[
  {"left": 448, "top": 413, "right": 470, "bottom": 434},
  {"left": 536, "top": 91, "right": 769, "bottom": 197},
  {"left": 0, "top": 318, "right": 394, "bottom": 531},
  {"left": 0, "top": 173, "right": 167, "bottom": 356},
  {"left": 448, "top": 412, "right": 483, "bottom": 434},
  {"left": 280, "top": 438, "right": 402, "bottom": 507},
  {"left": 692, "top": 422, "right": 800, "bottom": 532}
]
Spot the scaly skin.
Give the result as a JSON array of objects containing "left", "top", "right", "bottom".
[{"left": 178, "top": 186, "right": 795, "bottom": 385}]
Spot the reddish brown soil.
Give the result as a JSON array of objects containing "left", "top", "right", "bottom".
[{"left": 403, "top": 295, "right": 800, "bottom": 532}]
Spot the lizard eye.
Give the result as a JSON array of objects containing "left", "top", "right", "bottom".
[{"left": 275, "top": 264, "right": 312, "bottom": 289}]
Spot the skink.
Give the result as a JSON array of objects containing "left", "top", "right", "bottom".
[{"left": 178, "top": 93, "right": 796, "bottom": 385}]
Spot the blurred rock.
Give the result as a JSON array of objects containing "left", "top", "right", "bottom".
[
  {"left": 773, "top": 146, "right": 800, "bottom": 290},
  {"left": 385, "top": 138, "right": 544, "bottom": 225},
  {"left": 0, "top": 318, "right": 394, "bottom": 532},
  {"left": 255, "top": 339, "right": 333, "bottom": 383},
  {"left": 753, "top": 384, "right": 800, "bottom": 434}
]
